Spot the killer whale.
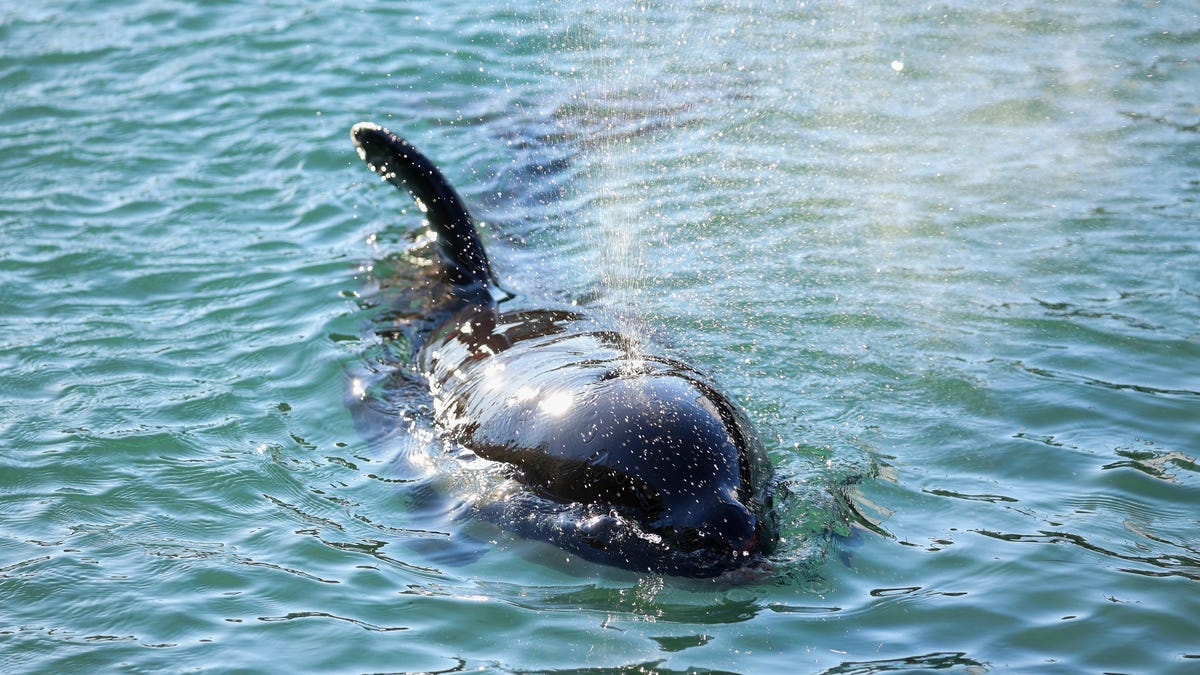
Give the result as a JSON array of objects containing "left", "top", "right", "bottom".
[{"left": 351, "top": 121, "right": 778, "bottom": 577}]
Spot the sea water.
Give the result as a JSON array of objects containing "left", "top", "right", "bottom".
[{"left": 2, "top": 1, "right": 1198, "bottom": 672}]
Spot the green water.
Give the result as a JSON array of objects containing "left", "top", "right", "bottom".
[{"left": 3, "top": 1, "right": 1198, "bottom": 672}]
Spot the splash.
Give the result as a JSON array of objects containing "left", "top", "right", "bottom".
[{"left": 546, "top": 4, "right": 709, "bottom": 361}]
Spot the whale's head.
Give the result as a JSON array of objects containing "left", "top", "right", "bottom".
[
  {"left": 475, "top": 361, "right": 779, "bottom": 578},
  {"left": 635, "top": 380, "right": 779, "bottom": 576}
]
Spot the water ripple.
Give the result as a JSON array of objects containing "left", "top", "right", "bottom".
[{"left": 976, "top": 529, "right": 1200, "bottom": 583}]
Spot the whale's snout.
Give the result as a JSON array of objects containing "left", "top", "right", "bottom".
[{"left": 665, "top": 499, "right": 762, "bottom": 558}]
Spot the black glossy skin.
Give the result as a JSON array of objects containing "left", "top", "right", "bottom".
[{"left": 352, "top": 122, "right": 777, "bottom": 577}]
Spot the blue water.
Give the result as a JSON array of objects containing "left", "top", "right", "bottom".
[{"left": 3, "top": 1, "right": 1198, "bottom": 672}]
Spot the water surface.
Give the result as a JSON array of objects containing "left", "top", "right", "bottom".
[{"left": 2, "top": 1, "right": 1198, "bottom": 672}]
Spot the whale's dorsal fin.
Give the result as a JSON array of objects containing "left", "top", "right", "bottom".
[{"left": 351, "top": 122, "right": 494, "bottom": 292}]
